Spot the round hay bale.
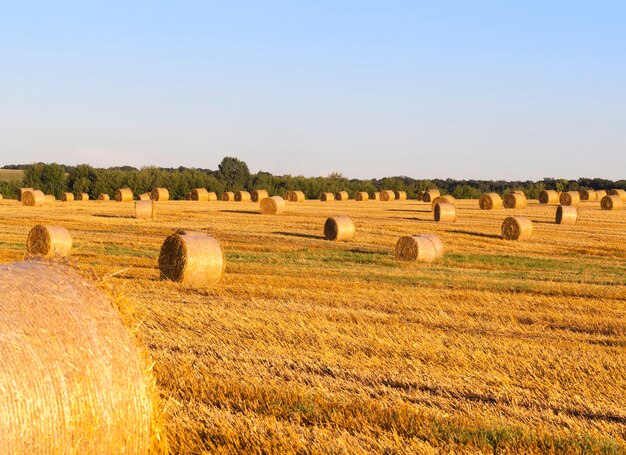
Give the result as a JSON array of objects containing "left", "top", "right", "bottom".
[
  {"left": 479, "top": 193, "right": 502, "bottom": 210},
  {"left": 97, "top": 193, "right": 110, "bottom": 201},
  {"left": 394, "top": 236, "right": 437, "bottom": 262},
  {"left": 419, "top": 233, "right": 444, "bottom": 259},
  {"left": 26, "top": 225, "right": 72, "bottom": 258},
  {"left": 184, "top": 192, "right": 192, "bottom": 200},
  {"left": 260, "top": 196, "right": 285, "bottom": 215},
  {"left": 379, "top": 190, "right": 395, "bottom": 201},
  {"left": 135, "top": 200, "right": 155, "bottom": 219},
  {"left": 22, "top": 190, "right": 45, "bottom": 207},
  {"left": 320, "top": 192, "right": 335, "bottom": 201},
  {"left": 138, "top": 193, "right": 151, "bottom": 201},
  {"left": 422, "top": 189, "right": 440, "bottom": 203},
  {"left": 431, "top": 195, "right": 456, "bottom": 209},
  {"left": 503, "top": 192, "right": 527, "bottom": 209},
  {"left": 559, "top": 191, "right": 580, "bottom": 206},
  {"left": 555, "top": 205, "right": 577, "bottom": 225},
  {"left": 434, "top": 202, "right": 456, "bottom": 222},
  {"left": 251, "top": 189, "right": 269, "bottom": 203},
  {"left": 191, "top": 188, "right": 209, "bottom": 201},
  {"left": 18, "top": 188, "right": 34, "bottom": 202},
  {"left": 0, "top": 194, "right": 3, "bottom": 200},
  {"left": 595, "top": 190, "right": 607, "bottom": 199},
  {"left": 538, "top": 190, "right": 560, "bottom": 204},
  {"left": 61, "top": 192, "right": 74, "bottom": 202},
  {"left": 222, "top": 191, "right": 235, "bottom": 201},
  {"left": 235, "top": 191, "right": 251, "bottom": 202},
  {"left": 512, "top": 190, "right": 525, "bottom": 196},
  {"left": 336, "top": 191, "right": 349, "bottom": 201},
  {"left": 608, "top": 189, "right": 626, "bottom": 202},
  {"left": 287, "top": 190, "right": 305, "bottom": 202},
  {"left": 372, "top": 192, "right": 380, "bottom": 201},
  {"left": 159, "top": 232, "right": 224, "bottom": 286},
  {"left": 355, "top": 191, "right": 369, "bottom": 201},
  {"left": 501, "top": 216, "right": 533, "bottom": 241},
  {"left": 0, "top": 260, "right": 152, "bottom": 453},
  {"left": 115, "top": 188, "right": 133, "bottom": 202},
  {"left": 324, "top": 216, "right": 355, "bottom": 241},
  {"left": 77, "top": 193, "right": 89, "bottom": 201},
  {"left": 601, "top": 195, "right": 623, "bottom": 210},
  {"left": 44, "top": 194, "right": 55, "bottom": 203},
  {"left": 151, "top": 188, "right": 169, "bottom": 202},
  {"left": 417, "top": 190, "right": 425, "bottom": 201},
  {"left": 394, "top": 191, "right": 407, "bottom": 200},
  {"left": 207, "top": 191, "right": 217, "bottom": 201},
  {"left": 580, "top": 189, "right": 597, "bottom": 201}
]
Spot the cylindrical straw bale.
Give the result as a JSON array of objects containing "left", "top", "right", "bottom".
[
  {"left": 394, "top": 191, "right": 407, "bottom": 200},
  {"left": 22, "top": 190, "right": 45, "bottom": 207},
  {"left": 324, "top": 216, "right": 355, "bottom": 241},
  {"left": 222, "top": 191, "right": 235, "bottom": 201},
  {"left": 380, "top": 190, "right": 395, "bottom": 201},
  {"left": 595, "top": 190, "right": 607, "bottom": 199},
  {"left": 419, "top": 233, "right": 444, "bottom": 259},
  {"left": 422, "top": 189, "right": 440, "bottom": 203},
  {"left": 580, "top": 189, "right": 597, "bottom": 201},
  {"left": 479, "top": 193, "right": 502, "bottom": 210},
  {"left": 137, "top": 193, "right": 151, "bottom": 201},
  {"left": 417, "top": 191, "right": 425, "bottom": 201},
  {"left": 394, "top": 236, "right": 437, "bottom": 262},
  {"left": 372, "top": 192, "right": 380, "bottom": 201},
  {"left": 44, "top": 194, "right": 56, "bottom": 203},
  {"left": 320, "top": 192, "right": 335, "bottom": 201},
  {"left": 61, "top": 192, "right": 74, "bottom": 202},
  {"left": 434, "top": 202, "right": 456, "bottom": 222},
  {"left": 287, "top": 191, "right": 305, "bottom": 202},
  {"left": 336, "top": 191, "right": 349, "bottom": 201},
  {"left": 555, "top": 205, "right": 577, "bottom": 225},
  {"left": 0, "top": 260, "right": 152, "bottom": 453},
  {"left": 18, "top": 188, "right": 34, "bottom": 202},
  {"left": 512, "top": 190, "right": 525, "bottom": 196},
  {"left": 501, "top": 216, "right": 533, "bottom": 241},
  {"left": 601, "top": 195, "right": 623, "bottom": 210},
  {"left": 431, "top": 195, "right": 456, "bottom": 209},
  {"left": 135, "top": 200, "right": 155, "bottom": 219},
  {"left": 503, "top": 192, "right": 527, "bottom": 209},
  {"left": 26, "top": 225, "right": 72, "bottom": 258},
  {"left": 97, "top": 193, "right": 110, "bottom": 201},
  {"left": 191, "top": 188, "right": 209, "bottom": 201},
  {"left": 115, "top": 188, "right": 133, "bottom": 202},
  {"left": 559, "top": 191, "right": 580, "bottom": 206},
  {"left": 235, "top": 191, "right": 251, "bottom": 202},
  {"left": 260, "top": 196, "right": 285, "bottom": 214},
  {"left": 608, "top": 189, "right": 626, "bottom": 202},
  {"left": 355, "top": 191, "right": 369, "bottom": 201},
  {"left": 207, "top": 191, "right": 217, "bottom": 201},
  {"left": 77, "top": 193, "right": 89, "bottom": 201},
  {"left": 159, "top": 232, "right": 224, "bottom": 286},
  {"left": 538, "top": 190, "right": 559, "bottom": 204},
  {"left": 0, "top": 194, "right": 3, "bottom": 200},
  {"left": 251, "top": 189, "right": 269, "bottom": 203},
  {"left": 184, "top": 192, "right": 192, "bottom": 200},
  {"left": 151, "top": 188, "right": 169, "bottom": 201}
]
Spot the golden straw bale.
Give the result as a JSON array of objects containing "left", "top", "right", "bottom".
[
  {"left": 61, "top": 192, "right": 74, "bottom": 202},
  {"left": 115, "top": 188, "right": 133, "bottom": 202},
  {"left": 251, "top": 189, "right": 269, "bottom": 203},
  {"left": 417, "top": 191, "right": 425, "bottom": 201},
  {"left": 601, "top": 195, "right": 623, "bottom": 210},
  {"left": 503, "top": 192, "right": 527, "bottom": 209},
  {"left": 151, "top": 188, "right": 169, "bottom": 201},
  {"left": 372, "top": 192, "right": 380, "bottom": 200},
  {"left": 320, "top": 192, "right": 335, "bottom": 201},
  {"left": 222, "top": 191, "right": 235, "bottom": 201},
  {"left": 0, "top": 194, "right": 3, "bottom": 200},
  {"left": 380, "top": 190, "right": 395, "bottom": 201},
  {"left": 394, "top": 236, "right": 437, "bottom": 262},
  {"left": 260, "top": 196, "right": 285, "bottom": 215},
  {"left": 595, "top": 190, "right": 607, "bottom": 199},
  {"left": 44, "top": 194, "right": 55, "bottom": 203},
  {"left": 422, "top": 189, "right": 440, "bottom": 202},
  {"left": 479, "top": 193, "right": 502, "bottom": 210},
  {"left": 0, "top": 260, "right": 152, "bottom": 453},
  {"left": 26, "top": 225, "right": 72, "bottom": 258},
  {"left": 207, "top": 191, "right": 217, "bottom": 201},
  {"left": 336, "top": 191, "right": 350, "bottom": 201},
  {"left": 394, "top": 191, "right": 407, "bottom": 200},
  {"left": 138, "top": 193, "right": 151, "bottom": 201},
  {"left": 579, "top": 189, "right": 597, "bottom": 201},
  {"left": 22, "top": 190, "right": 45, "bottom": 207},
  {"left": 512, "top": 190, "right": 525, "bottom": 196},
  {"left": 555, "top": 205, "right": 577, "bottom": 225},
  {"left": 501, "top": 216, "right": 533, "bottom": 241},
  {"left": 135, "top": 200, "right": 155, "bottom": 219},
  {"left": 97, "top": 193, "right": 110, "bottom": 201},
  {"left": 355, "top": 191, "right": 369, "bottom": 201},
  {"left": 608, "top": 189, "right": 626, "bottom": 202},
  {"left": 77, "top": 193, "right": 89, "bottom": 201},
  {"left": 191, "top": 188, "right": 209, "bottom": 201},
  {"left": 434, "top": 202, "right": 456, "bottom": 222},
  {"left": 559, "top": 191, "right": 580, "bottom": 206},
  {"left": 235, "top": 191, "right": 251, "bottom": 202},
  {"left": 324, "top": 216, "right": 355, "bottom": 241},
  {"left": 18, "top": 188, "right": 34, "bottom": 202},
  {"left": 419, "top": 233, "right": 444, "bottom": 259},
  {"left": 159, "top": 232, "right": 224, "bottom": 286},
  {"left": 538, "top": 190, "right": 559, "bottom": 204},
  {"left": 287, "top": 191, "right": 305, "bottom": 202},
  {"left": 431, "top": 195, "right": 456, "bottom": 209}
]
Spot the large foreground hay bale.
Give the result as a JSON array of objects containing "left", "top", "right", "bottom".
[
  {"left": 559, "top": 191, "right": 580, "bottom": 206},
  {"left": 422, "top": 189, "right": 440, "bottom": 203},
  {"left": 61, "top": 192, "right": 74, "bottom": 202},
  {"left": 479, "top": 193, "right": 502, "bottom": 210},
  {"left": 431, "top": 195, "right": 456, "bottom": 209},
  {"left": 434, "top": 202, "right": 456, "bottom": 222},
  {"left": 287, "top": 191, "right": 305, "bottom": 202},
  {"left": 18, "top": 188, "right": 34, "bottom": 202},
  {"left": 355, "top": 191, "right": 369, "bottom": 201},
  {"left": 503, "top": 192, "right": 527, "bottom": 209},
  {"left": 380, "top": 190, "right": 395, "bottom": 201},
  {"left": 115, "top": 188, "right": 133, "bottom": 202},
  {"left": 222, "top": 191, "right": 235, "bottom": 201},
  {"left": 260, "top": 196, "right": 285, "bottom": 214},
  {"left": 44, "top": 194, "right": 56, "bottom": 203},
  {"left": 159, "top": 232, "right": 224, "bottom": 286},
  {"left": 324, "top": 216, "right": 355, "bottom": 241},
  {"left": 601, "top": 195, "right": 623, "bottom": 210},
  {"left": 372, "top": 192, "right": 380, "bottom": 201},
  {"left": 138, "top": 193, "right": 151, "bottom": 201},
  {"left": 0, "top": 260, "right": 152, "bottom": 453},
  {"left": 135, "top": 201, "right": 155, "bottom": 219},
  {"left": 394, "top": 235, "right": 438, "bottom": 262},
  {"left": 580, "top": 189, "right": 597, "bottom": 201},
  {"left": 26, "top": 225, "right": 72, "bottom": 258},
  {"left": 22, "top": 190, "right": 45, "bottom": 207},
  {"left": 191, "top": 188, "right": 209, "bottom": 201},
  {"left": 394, "top": 191, "right": 407, "bottom": 200},
  {"left": 608, "top": 189, "right": 626, "bottom": 202},
  {"left": 235, "top": 191, "right": 251, "bottom": 202},
  {"left": 251, "top": 189, "right": 269, "bottom": 203},
  {"left": 501, "top": 216, "right": 533, "bottom": 241},
  {"left": 555, "top": 205, "right": 577, "bottom": 225},
  {"left": 97, "top": 193, "right": 110, "bottom": 201},
  {"left": 151, "top": 188, "right": 169, "bottom": 201},
  {"left": 419, "top": 233, "right": 444, "bottom": 259},
  {"left": 336, "top": 191, "right": 349, "bottom": 201},
  {"left": 320, "top": 192, "right": 335, "bottom": 201},
  {"left": 538, "top": 190, "right": 559, "bottom": 204}
]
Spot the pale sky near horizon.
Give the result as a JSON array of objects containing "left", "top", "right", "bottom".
[{"left": 1, "top": 1, "right": 625, "bottom": 180}]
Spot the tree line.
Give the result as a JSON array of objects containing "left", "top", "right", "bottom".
[{"left": 1, "top": 157, "right": 624, "bottom": 200}]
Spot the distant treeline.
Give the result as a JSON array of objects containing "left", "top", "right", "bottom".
[{"left": 1, "top": 157, "right": 625, "bottom": 200}]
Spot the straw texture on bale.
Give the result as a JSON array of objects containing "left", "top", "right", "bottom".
[
  {"left": 222, "top": 191, "right": 235, "bottom": 201},
  {"left": 538, "top": 190, "right": 560, "bottom": 204},
  {"left": 18, "top": 188, "right": 34, "bottom": 202},
  {"left": 61, "top": 192, "right": 74, "bottom": 202},
  {"left": 595, "top": 190, "right": 607, "bottom": 199},
  {"left": 26, "top": 225, "right": 73, "bottom": 258},
  {"left": 431, "top": 195, "right": 456, "bottom": 209},
  {"left": 76, "top": 193, "right": 89, "bottom": 201},
  {"left": 479, "top": 193, "right": 502, "bottom": 210},
  {"left": 138, "top": 193, "right": 151, "bottom": 201},
  {"left": 434, "top": 202, "right": 456, "bottom": 222},
  {"left": 580, "top": 189, "right": 597, "bottom": 201},
  {"left": 355, "top": 191, "right": 369, "bottom": 201},
  {"left": 320, "top": 192, "right": 335, "bottom": 201},
  {"left": 503, "top": 192, "right": 527, "bottom": 209},
  {"left": 151, "top": 188, "right": 169, "bottom": 202},
  {"left": 394, "top": 191, "right": 407, "bottom": 200},
  {"left": 394, "top": 236, "right": 437, "bottom": 263},
  {"left": 555, "top": 205, "right": 577, "bottom": 225},
  {"left": 251, "top": 189, "right": 269, "bottom": 203},
  {"left": 419, "top": 233, "right": 444, "bottom": 259},
  {"left": 324, "top": 216, "right": 355, "bottom": 241},
  {"left": 159, "top": 232, "right": 224, "bottom": 286},
  {"left": 22, "top": 190, "right": 45, "bottom": 207},
  {"left": 608, "top": 189, "right": 626, "bottom": 202},
  {"left": 235, "top": 191, "right": 251, "bottom": 202},
  {"left": 372, "top": 192, "right": 380, "bottom": 201},
  {"left": 0, "top": 260, "right": 152, "bottom": 453},
  {"left": 601, "top": 195, "right": 623, "bottom": 210},
  {"left": 97, "top": 193, "right": 110, "bottom": 201},
  {"left": 379, "top": 190, "right": 395, "bottom": 201},
  {"left": 512, "top": 190, "right": 525, "bottom": 196},
  {"left": 115, "top": 188, "right": 133, "bottom": 202},
  {"left": 44, "top": 194, "right": 55, "bottom": 203},
  {"left": 559, "top": 191, "right": 580, "bottom": 206},
  {"left": 260, "top": 196, "right": 285, "bottom": 215},
  {"left": 287, "top": 191, "right": 306, "bottom": 202},
  {"left": 501, "top": 216, "right": 533, "bottom": 241},
  {"left": 422, "top": 189, "right": 441, "bottom": 203},
  {"left": 184, "top": 192, "right": 192, "bottom": 200},
  {"left": 190, "top": 188, "right": 209, "bottom": 201},
  {"left": 336, "top": 191, "right": 349, "bottom": 201},
  {"left": 135, "top": 200, "right": 155, "bottom": 219}
]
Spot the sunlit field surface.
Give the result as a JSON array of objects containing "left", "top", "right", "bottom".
[{"left": 1, "top": 198, "right": 625, "bottom": 454}]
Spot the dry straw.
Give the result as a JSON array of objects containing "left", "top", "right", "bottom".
[
  {"left": 608, "top": 189, "right": 626, "bottom": 202},
  {"left": 159, "top": 232, "right": 224, "bottom": 286},
  {"left": 135, "top": 200, "right": 155, "bottom": 219},
  {"left": 579, "top": 189, "right": 597, "bottom": 201},
  {"left": 138, "top": 193, "right": 151, "bottom": 201},
  {"left": 379, "top": 190, "right": 395, "bottom": 201},
  {"left": 222, "top": 191, "right": 235, "bottom": 201},
  {"left": 251, "top": 189, "right": 269, "bottom": 203},
  {"left": 97, "top": 193, "right": 110, "bottom": 201},
  {"left": 77, "top": 193, "right": 89, "bottom": 201},
  {"left": 191, "top": 188, "right": 209, "bottom": 201},
  {"left": 26, "top": 225, "right": 72, "bottom": 258},
  {"left": 431, "top": 195, "right": 456, "bottom": 209},
  {"left": 235, "top": 191, "right": 251, "bottom": 202},
  {"left": 260, "top": 196, "right": 285, "bottom": 215},
  {"left": 555, "top": 205, "right": 577, "bottom": 225},
  {"left": 151, "top": 188, "right": 169, "bottom": 201},
  {"left": 422, "top": 189, "right": 440, "bottom": 203},
  {"left": 503, "top": 192, "right": 527, "bottom": 209},
  {"left": 420, "top": 233, "right": 444, "bottom": 259},
  {"left": 394, "top": 235, "right": 440, "bottom": 262},
  {"left": 324, "top": 216, "right": 355, "bottom": 241},
  {"left": 320, "top": 192, "right": 335, "bottom": 201},
  {"left": 501, "top": 216, "right": 533, "bottom": 240},
  {"left": 479, "top": 193, "right": 502, "bottom": 210},
  {"left": 538, "top": 190, "right": 560, "bottom": 204},
  {"left": 394, "top": 191, "right": 407, "bottom": 200},
  {"left": 44, "top": 194, "right": 55, "bottom": 203},
  {"left": 61, "top": 192, "right": 74, "bottom": 202},
  {"left": 595, "top": 190, "right": 607, "bottom": 199},
  {"left": 601, "top": 195, "right": 623, "bottom": 210},
  {"left": 559, "top": 191, "right": 580, "bottom": 206},
  {"left": 115, "top": 188, "right": 133, "bottom": 202},
  {"left": 0, "top": 260, "right": 152, "bottom": 453},
  {"left": 355, "top": 191, "right": 369, "bottom": 201},
  {"left": 18, "top": 187, "right": 34, "bottom": 202},
  {"left": 434, "top": 202, "right": 456, "bottom": 222},
  {"left": 372, "top": 192, "right": 380, "bottom": 201},
  {"left": 287, "top": 191, "right": 305, "bottom": 202},
  {"left": 336, "top": 191, "right": 349, "bottom": 201},
  {"left": 22, "top": 190, "right": 45, "bottom": 207},
  {"left": 0, "top": 194, "right": 3, "bottom": 201}
]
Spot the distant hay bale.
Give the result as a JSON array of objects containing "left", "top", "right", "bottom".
[
  {"left": 77, "top": 193, "right": 89, "bottom": 201},
  {"left": 251, "top": 189, "right": 269, "bottom": 203},
  {"left": 595, "top": 190, "right": 607, "bottom": 199},
  {"left": 115, "top": 188, "right": 133, "bottom": 202},
  {"left": 18, "top": 188, "right": 34, "bottom": 202},
  {"left": 503, "top": 192, "right": 527, "bottom": 209},
  {"left": 151, "top": 188, "right": 169, "bottom": 201},
  {"left": 580, "top": 189, "right": 597, "bottom": 201},
  {"left": 324, "top": 216, "right": 355, "bottom": 241},
  {"left": 184, "top": 192, "right": 192, "bottom": 200},
  {"left": 287, "top": 191, "right": 305, "bottom": 202},
  {"left": 501, "top": 216, "right": 533, "bottom": 241},
  {"left": 420, "top": 233, "right": 444, "bottom": 259},
  {"left": 394, "top": 191, "right": 407, "bottom": 200},
  {"left": 44, "top": 194, "right": 56, "bottom": 203},
  {"left": 0, "top": 260, "right": 152, "bottom": 453},
  {"left": 138, "top": 193, "right": 151, "bottom": 201},
  {"left": 22, "top": 190, "right": 45, "bottom": 207},
  {"left": 26, "top": 225, "right": 72, "bottom": 258},
  {"left": 97, "top": 193, "right": 110, "bottom": 201},
  {"left": 512, "top": 190, "right": 525, "bottom": 196},
  {"left": 422, "top": 189, "right": 440, "bottom": 203},
  {"left": 320, "top": 192, "right": 335, "bottom": 201},
  {"left": 235, "top": 191, "right": 251, "bottom": 202},
  {"left": 559, "top": 191, "right": 580, "bottom": 206},
  {"left": 0, "top": 194, "right": 3, "bottom": 200},
  {"left": 417, "top": 190, "right": 425, "bottom": 201},
  {"left": 538, "top": 190, "right": 560, "bottom": 204},
  {"left": 222, "top": 191, "right": 235, "bottom": 201},
  {"left": 479, "top": 193, "right": 502, "bottom": 210},
  {"left": 336, "top": 191, "right": 349, "bottom": 201},
  {"left": 379, "top": 190, "right": 395, "bottom": 201},
  {"left": 372, "top": 192, "right": 380, "bottom": 201},
  {"left": 207, "top": 191, "right": 217, "bottom": 201},
  {"left": 608, "top": 189, "right": 626, "bottom": 202},
  {"left": 260, "top": 196, "right": 285, "bottom": 214},
  {"left": 431, "top": 195, "right": 456, "bottom": 209},
  {"left": 355, "top": 191, "right": 369, "bottom": 201},
  {"left": 191, "top": 188, "right": 209, "bottom": 201},
  {"left": 159, "top": 232, "right": 224, "bottom": 286},
  {"left": 601, "top": 195, "right": 623, "bottom": 210},
  {"left": 61, "top": 192, "right": 74, "bottom": 202},
  {"left": 135, "top": 200, "right": 155, "bottom": 219},
  {"left": 434, "top": 202, "right": 456, "bottom": 222},
  {"left": 555, "top": 205, "right": 577, "bottom": 225},
  {"left": 394, "top": 235, "right": 437, "bottom": 262}
]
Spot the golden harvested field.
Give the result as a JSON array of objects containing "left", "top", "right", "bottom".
[
  {"left": 1, "top": 198, "right": 625, "bottom": 454},
  {"left": 0, "top": 169, "right": 24, "bottom": 181}
]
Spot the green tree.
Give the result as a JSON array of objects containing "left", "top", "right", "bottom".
[
  {"left": 23, "top": 163, "right": 67, "bottom": 197},
  {"left": 218, "top": 157, "right": 250, "bottom": 190}
]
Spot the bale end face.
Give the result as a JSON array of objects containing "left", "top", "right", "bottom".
[
  {"left": 159, "top": 233, "right": 224, "bottom": 286},
  {"left": 26, "top": 225, "right": 73, "bottom": 258},
  {"left": 501, "top": 216, "right": 533, "bottom": 240},
  {"left": 324, "top": 216, "right": 355, "bottom": 241}
]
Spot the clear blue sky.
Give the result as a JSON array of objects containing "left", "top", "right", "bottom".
[{"left": 1, "top": 1, "right": 625, "bottom": 180}]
